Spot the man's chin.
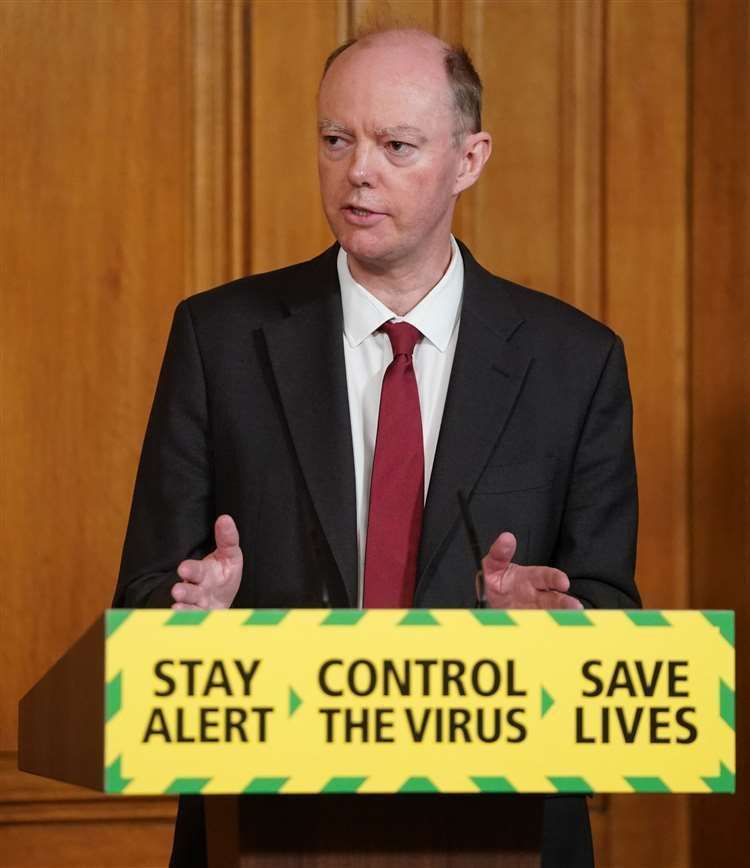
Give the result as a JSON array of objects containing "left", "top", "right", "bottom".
[{"left": 337, "top": 231, "right": 397, "bottom": 271}]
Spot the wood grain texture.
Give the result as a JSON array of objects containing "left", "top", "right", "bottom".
[
  {"left": 602, "top": 2, "right": 689, "bottom": 864},
  {"left": 463, "top": 0, "right": 564, "bottom": 294},
  {"left": 0, "top": 2, "right": 190, "bottom": 862},
  {"left": 18, "top": 617, "right": 103, "bottom": 791},
  {"left": 0, "top": 0, "right": 191, "bottom": 753},
  {"left": 1, "top": 819, "right": 174, "bottom": 868},
  {"left": 3, "top": 1, "right": 746, "bottom": 866},
  {"left": 559, "top": 0, "right": 605, "bottom": 319},
  {"left": 0, "top": 752, "right": 176, "bottom": 824},
  {"left": 188, "top": 0, "right": 252, "bottom": 292},
  {"left": 688, "top": 0, "right": 749, "bottom": 865},
  {"left": 0, "top": 752, "right": 176, "bottom": 867},
  {"left": 352, "top": 0, "right": 436, "bottom": 31},
  {"left": 249, "top": 0, "right": 340, "bottom": 272},
  {"left": 604, "top": 0, "right": 689, "bottom": 611}
]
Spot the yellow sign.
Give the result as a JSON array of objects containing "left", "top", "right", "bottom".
[{"left": 104, "top": 609, "right": 735, "bottom": 795}]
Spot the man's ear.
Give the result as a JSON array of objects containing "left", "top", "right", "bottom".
[{"left": 453, "top": 131, "right": 492, "bottom": 196}]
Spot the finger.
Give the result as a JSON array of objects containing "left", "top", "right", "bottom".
[
  {"left": 171, "top": 581, "right": 205, "bottom": 606},
  {"left": 214, "top": 514, "right": 241, "bottom": 560},
  {"left": 538, "top": 590, "right": 584, "bottom": 610},
  {"left": 482, "top": 531, "right": 517, "bottom": 574},
  {"left": 517, "top": 565, "right": 570, "bottom": 593},
  {"left": 547, "top": 568, "right": 570, "bottom": 593},
  {"left": 177, "top": 559, "right": 206, "bottom": 585}
]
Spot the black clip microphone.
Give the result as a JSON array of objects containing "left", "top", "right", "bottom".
[{"left": 457, "top": 490, "right": 487, "bottom": 609}]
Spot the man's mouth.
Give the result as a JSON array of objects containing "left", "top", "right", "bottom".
[
  {"left": 345, "top": 206, "right": 380, "bottom": 216},
  {"left": 341, "top": 205, "right": 388, "bottom": 226}
]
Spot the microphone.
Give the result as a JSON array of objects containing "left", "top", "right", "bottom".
[{"left": 457, "top": 490, "right": 487, "bottom": 609}]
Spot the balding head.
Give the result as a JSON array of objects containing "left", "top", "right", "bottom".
[
  {"left": 322, "top": 28, "right": 482, "bottom": 146},
  {"left": 316, "top": 26, "right": 491, "bottom": 294}
]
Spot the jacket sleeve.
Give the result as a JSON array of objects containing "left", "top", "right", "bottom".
[
  {"left": 555, "top": 335, "right": 641, "bottom": 609},
  {"left": 112, "top": 300, "right": 214, "bottom": 608}
]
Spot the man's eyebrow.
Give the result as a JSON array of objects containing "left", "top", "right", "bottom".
[
  {"left": 375, "top": 125, "right": 427, "bottom": 142},
  {"left": 317, "top": 120, "right": 427, "bottom": 142},
  {"left": 318, "top": 119, "right": 350, "bottom": 134}
]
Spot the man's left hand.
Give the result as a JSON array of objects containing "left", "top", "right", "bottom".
[{"left": 482, "top": 531, "right": 584, "bottom": 610}]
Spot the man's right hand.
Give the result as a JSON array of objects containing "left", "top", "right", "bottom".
[{"left": 171, "top": 515, "right": 242, "bottom": 610}]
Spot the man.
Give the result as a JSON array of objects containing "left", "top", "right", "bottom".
[{"left": 114, "top": 29, "right": 639, "bottom": 867}]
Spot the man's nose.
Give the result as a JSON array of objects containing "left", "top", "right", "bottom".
[{"left": 347, "top": 142, "right": 376, "bottom": 187}]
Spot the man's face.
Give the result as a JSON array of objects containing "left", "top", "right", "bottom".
[{"left": 317, "top": 35, "right": 463, "bottom": 272}]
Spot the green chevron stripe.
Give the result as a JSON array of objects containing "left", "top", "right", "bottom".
[
  {"left": 702, "top": 611, "right": 734, "bottom": 646},
  {"left": 165, "top": 777, "right": 211, "bottom": 794},
  {"left": 105, "top": 610, "right": 133, "bottom": 637},
  {"left": 625, "top": 776, "right": 671, "bottom": 793},
  {"left": 548, "top": 776, "right": 592, "bottom": 793},
  {"left": 289, "top": 687, "right": 302, "bottom": 717},
  {"left": 321, "top": 610, "right": 366, "bottom": 626},
  {"left": 471, "top": 776, "right": 515, "bottom": 793},
  {"left": 244, "top": 777, "right": 289, "bottom": 794},
  {"left": 541, "top": 687, "right": 554, "bottom": 718},
  {"left": 398, "top": 611, "right": 439, "bottom": 626},
  {"left": 399, "top": 776, "right": 439, "bottom": 793},
  {"left": 242, "top": 609, "right": 288, "bottom": 626},
  {"left": 105, "top": 672, "right": 122, "bottom": 722},
  {"left": 105, "top": 756, "right": 132, "bottom": 793},
  {"left": 625, "top": 611, "right": 671, "bottom": 627},
  {"left": 701, "top": 763, "right": 735, "bottom": 793},
  {"left": 547, "top": 611, "right": 593, "bottom": 626},
  {"left": 720, "top": 679, "right": 735, "bottom": 730},
  {"left": 471, "top": 610, "right": 517, "bottom": 626},
  {"left": 321, "top": 776, "right": 367, "bottom": 793},
  {"left": 165, "top": 611, "right": 210, "bottom": 626}
]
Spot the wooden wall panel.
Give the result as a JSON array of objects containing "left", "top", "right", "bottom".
[
  {"left": 0, "top": 753, "right": 175, "bottom": 868},
  {"left": 463, "top": 0, "right": 564, "bottom": 294},
  {"left": 0, "top": 1, "right": 193, "bottom": 863},
  {"left": 0, "top": 0, "right": 190, "bottom": 751},
  {"left": 688, "top": 1, "right": 749, "bottom": 865},
  {"left": 188, "top": 0, "right": 253, "bottom": 291},
  {"left": 455, "top": 0, "right": 606, "bottom": 320},
  {"left": 352, "top": 0, "right": 437, "bottom": 29},
  {"left": 605, "top": 0, "right": 689, "bottom": 609},
  {"left": 2, "top": 1, "right": 746, "bottom": 866},
  {"left": 248, "top": 0, "right": 341, "bottom": 272},
  {"left": 602, "top": 2, "right": 690, "bottom": 866}
]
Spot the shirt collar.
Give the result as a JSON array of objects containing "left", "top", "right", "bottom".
[{"left": 338, "top": 236, "right": 463, "bottom": 352}]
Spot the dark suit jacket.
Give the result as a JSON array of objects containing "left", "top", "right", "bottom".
[{"left": 114, "top": 240, "right": 640, "bottom": 866}]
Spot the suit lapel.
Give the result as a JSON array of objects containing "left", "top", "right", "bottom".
[
  {"left": 262, "top": 249, "right": 358, "bottom": 606},
  {"left": 416, "top": 247, "right": 534, "bottom": 593}
]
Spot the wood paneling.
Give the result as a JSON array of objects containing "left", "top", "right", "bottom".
[
  {"left": 464, "top": 0, "right": 564, "bottom": 294},
  {"left": 605, "top": 0, "right": 690, "bottom": 610},
  {"left": 249, "top": 0, "right": 340, "bottom": 272},
  {"left": 688, "top": 1, "right": 749, "bottom": 865},
  {"left": 188, "top": 0, "right": 253, "bottom": 291},
  {"left": 0, "top": 753, "right": 175, "bottom": 866},
  {"left": 0, "top": 1, "right": 188, "bottom": 865},
  {"left": 2, "top": 1, "right": 747, "bottom": 866},
  {"left": 603, "top": 2, "right": 690, "bottom": 864},
  {"left": 0, "top": 0, "right": 191, "bottom": 752}
]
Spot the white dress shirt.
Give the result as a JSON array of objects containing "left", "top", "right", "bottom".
[{"left": 337, "top": 236, "right": 464, "bottom": 604}]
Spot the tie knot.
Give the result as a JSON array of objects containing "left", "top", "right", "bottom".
[{"left": 380, "top": 321, "right": 422, "bottom": 357}]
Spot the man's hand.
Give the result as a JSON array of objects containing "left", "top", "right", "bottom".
[
  {"left": 482, "top": 531, "right": 583, "bottom": 610},
  {"left": 170, "top": 515, "right": 243, "bottom": 610}
]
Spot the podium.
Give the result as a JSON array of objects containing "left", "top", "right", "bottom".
[{"left": 18, "top": 608, "right": 735, "bottom": 866}]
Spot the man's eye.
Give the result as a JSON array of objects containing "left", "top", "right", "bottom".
[
  {"left": 323, "top": 135, "right": 346, "bottom": 149},
  {"left": 387, "top": 140, "right": 413, "bottom": 155}
]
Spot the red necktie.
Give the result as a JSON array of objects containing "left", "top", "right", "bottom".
[{"left": 363, "top": 322, "right": 424, "bottom": 608}]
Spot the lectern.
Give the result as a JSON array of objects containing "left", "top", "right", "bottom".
[{"left": 19, "top": 608, "right": 735, "bottom": 867}]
